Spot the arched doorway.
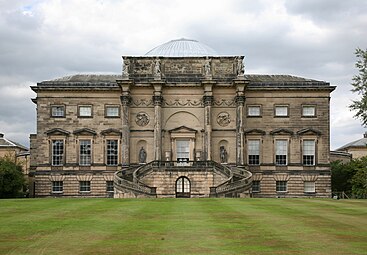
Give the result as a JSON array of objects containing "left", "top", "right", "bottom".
[{"left": 176, "top": 176, "right": 191, "bottom": 198}]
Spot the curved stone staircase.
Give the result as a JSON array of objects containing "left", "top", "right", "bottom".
[{"left": 114, "top": 161, "right": 252, "bottom": 198}]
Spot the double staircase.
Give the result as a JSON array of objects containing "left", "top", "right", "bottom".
[{"left": 114, "top": 161, "right": 252, "bottom": 198}]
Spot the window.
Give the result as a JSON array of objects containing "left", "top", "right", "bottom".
[
  {"left": 79, "top": 181, "right": 91, "bottom": 192},
  {"left": 52, "top": 181, "right": 63, "bottom": 193},
  {"left": 106, "top": 140, "right": 118, "bottom": 166},
  {"left": 302, "top": 105, "right": 316, "bottom": 117},
  {"left": 275, "top": 140, "right": 287, "bottom": 165},
  {"left": 276, "top": 181, "right": 287, "bottom": 192},
  {"left": 304, "top": 181, "right": 315, "bottom": 193},
  {"left": 51, "top": 105, "right": 65, "bottom": 117},
  {"left": 79, "top": 140, "right": 91, "bottom": 166},
  {"left": 78, "top": 105, "right": 92, "bottom": 117},
  {"left": 105, "top": 105, "right": 120, "bottom": 117},
  {"left": 106, "top": 181, "right": 114, "bottom": 192},
  {"left": 247, "top": 106, "right": 261, "bottom": 117},
  {"left": 248, "top": 140, "right": 260, "bottom": 165},
  {"left": 252, "top": 181, "right": 260, "bottom": 192},
  {"left": 303, "top": 140, "right": 315, "bottom": 165},
  {"left": 275, "top": 105, "right": 288, "bottom": 117},
  {"left": 52, "top": 140, "right": 64, "bottom": 166}
]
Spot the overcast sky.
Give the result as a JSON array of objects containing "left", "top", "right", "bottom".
[{"left": 0, "top": 0, "right": 366, "bottom": 149}]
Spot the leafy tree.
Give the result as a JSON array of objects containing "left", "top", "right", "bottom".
[
  {"left": 351, "top": 166, "right": 367, "bottom": 199},
  {"left": 331, "top": 157, "right": 367, "bottom": 198},
  {"left": 350, "top": 48, "right": 367, "bottom": 125},
  {"left": 331, "top": 160, "right": 356, "bottom": 196},
  {"left": 0, "top": 156, "right": 26, "bottom": 198}
]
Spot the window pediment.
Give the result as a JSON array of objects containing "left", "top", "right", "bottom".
[
  {"left": 297, "top": 128, "right": 321, "bottom": 136},
  {"left": 73, "top": 128, "right": 97, "bottom": 136},
  {"left": 169, "top": 126, "right": 197, "bottom": 134},
  {"left": 101, "top": 128, "right": 122, "bottom": 136},
  {"left": 45, "top": 128, "right": 70, "bottom": 136},
  {"left": 244, "top": 129, "right": 266, "bottom": 135},
  {"left": 270, "top": 128, "right": 294, "bottom": 136}
]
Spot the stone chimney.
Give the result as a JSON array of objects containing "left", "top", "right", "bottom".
[
  {"left": 0, "top": 133, "right": 3, "bottom": 138},
  {"left": 364, "top": 132, "right": 367, "bottom": 138}
]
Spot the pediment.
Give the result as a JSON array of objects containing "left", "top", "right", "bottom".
[
  {"left": 169, "top": 126, "right": 197, "bottom": 133},
  {"left": 100, "top": 128, "right": 122, "bottom": 136},
  {"left": 297, "top": 128, "right": 321, "bottom": 136},
  {"left": 45, "top": 128, "right": 70, "bottom": 136},
  {"left": 270, "top": 128, "right": 294, "bottom": 136},
  {"left": 73, "top": 128, "right": 97, "bottom": 136},
  {"left": 244, "top": 129, "right": 266, "bottom": 135}
]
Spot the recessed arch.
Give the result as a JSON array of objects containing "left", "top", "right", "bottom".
[{"left": 164, "top": 111, "right": 202, "bottom": 131}]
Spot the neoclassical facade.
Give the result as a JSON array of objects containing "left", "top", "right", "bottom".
[{"left": 30, "top": 39, "right": 335, "bottom": 198}]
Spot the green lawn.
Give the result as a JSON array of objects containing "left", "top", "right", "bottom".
[{"left": 0, "top": 198, "right": 366, "bottom": 255}]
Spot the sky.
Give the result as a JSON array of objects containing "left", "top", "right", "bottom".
[{"left": 0, "top": 0, "right": 366, "bottom": 149}]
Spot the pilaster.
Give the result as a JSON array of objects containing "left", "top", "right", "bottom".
[
  {"left": 152, "top": 81, "right": 165, "bottom": 161},
  {"left": 117, "top": 80, "right": 133, "bottom": 166},
  {"left": 234, "top": 79, "right": 248, "bottom": 166}
]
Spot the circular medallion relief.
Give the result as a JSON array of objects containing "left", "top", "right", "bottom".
[
  {"left": 135, "top": 112, "right": 150, "bottom": 126},
  {"left": 217, "top": 112, "right": 231, "bottom": 127}
]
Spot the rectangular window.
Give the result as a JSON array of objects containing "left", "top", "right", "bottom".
[
  {"left": 275, "top": 105, "right": 288, "bottom": 117},
  {"left": 248, "top": 140, "right": 260, "bottom": 165},
  {"left": 79, "top": 140, "right": 91, "bottom": 166},
  {"left": 275, "top": 140, "right": 287, "bottom": 165},
  {"left": 105, "top": 106, "right": 120, "bottom": 117},
  {"left": 51, "top": 105, "right": 65, "bottom": 117},
  {"left": 276, "top": 181, "right": 287, "bottom": 192},
  {"left": 52, "top": 140, "right": 64, "bottom": 166},
  {"left": 52, "top": 181, "right": 63, "bottom": 193},
  {"left": 106, "top": 181, "right": 114, "bottom": 192},
  {"left": 252, "top": 181, "right": 260, "bottom": 192},
  {"left": 247, "top": 106, "right": 261, "bottom": 117},
  {"left": 106, "top": 140, "right": 118, "bottom": 166},
  {"left": 302, "top": 105, "right": 316, "bottom": 117},
  {"left": 79, "top": 181, "right": 91, "bottom": 192},
  {"left": 304, "top": 181, "right": 316, "bottom": 193},
  {"left": 303, "top": 140, "right": 315, "bottom": 165},
  {"left": 78, "top": 105, "right": 92, "bottom": 117}
]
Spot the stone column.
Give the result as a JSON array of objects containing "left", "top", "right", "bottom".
[
  {"left": 152, "top": 82, "right": 164, "bottom": 161},
  {"left": 117, "top": 78, "right": 133, "bottom": 166},
  {"left": 120, "top": 92, "right": 131, "bottom": 166},
  {"left": 202, "top": 81, "right": 215, "bottom": 161},
  {"left": 235, "top": 95, "right": 245, "bottom": 165},
  {"left": 234, "top": 81, "right": 247, "bottom": 166},
  {"left": 203, "top": 95, "right": 214, "bottom": 161}
]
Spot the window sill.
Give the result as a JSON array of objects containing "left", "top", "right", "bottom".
[
  {"left": 79, "top": 191, "right": 91, "bottom": 193},
  {"left": 52, "top": 191, "right": 63, "bottom": 194}
]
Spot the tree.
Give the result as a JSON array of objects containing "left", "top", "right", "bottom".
[
  {"left": 350, "top": 48, "right": 367, "bottom": 125},
  {"left": 331, "top": 157, "right": 367, "bottom": 198},
  {"left": 331, "top": 160, "right": 356, "bottom": 196},
  {"left": 0, "top": 156, "right": 26, "bottom": 198},
  {"left": 351, "top": 166, "right": 367, "bottom": 199}
]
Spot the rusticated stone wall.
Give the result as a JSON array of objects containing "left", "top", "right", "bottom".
[{"left": 140, "top": 169, "right": 228, "bottom": 198}]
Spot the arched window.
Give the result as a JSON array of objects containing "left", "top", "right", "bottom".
[{"left": 176, "top": 176, "right": 190, "bottom": 198}]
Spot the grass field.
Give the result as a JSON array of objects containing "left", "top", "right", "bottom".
[{"left": 0, "top": 198, "right": 366, "bottom": 255}]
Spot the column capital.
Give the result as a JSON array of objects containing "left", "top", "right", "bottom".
[
  {"left": 235, "top": 95, "right": 246, "bottom": 106},
  {"left": 153, "top": 95, "right": 164, "bottom": 106},
  {"left": 120, "top": 95, "right": 131, "bottom": 106},
  {"left": 203, "top": 95, "right": 214, "bottom": 106}
]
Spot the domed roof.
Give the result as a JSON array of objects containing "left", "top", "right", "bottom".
[{"left": 145, "top": 38, "right": 218, "bottom": 57}]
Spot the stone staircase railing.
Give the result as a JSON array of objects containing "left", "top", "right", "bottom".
[
  {"left": 114, "top": 160, "right": 252, "bottom": 197},
  {"left": 213, "top": 166, "right": 253, "bottom": 196}
]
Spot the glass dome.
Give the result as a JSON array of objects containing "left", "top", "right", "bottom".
[{"left": 145, "top": 38, "right": 218, "bottom": 57}]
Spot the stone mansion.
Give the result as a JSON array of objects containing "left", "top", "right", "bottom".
[{"left": 29, "top": 39, "right": 335, "bottom": 198}]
